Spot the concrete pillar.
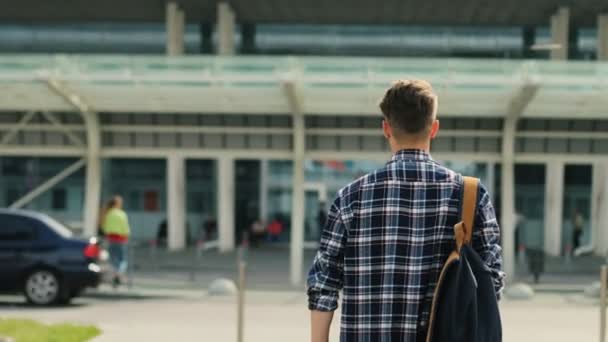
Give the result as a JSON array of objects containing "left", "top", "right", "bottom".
[
  {"left": 166, "top": 1, "right": 185, "bottom": 56},
  {"left": 290, "top": 113, "right": 306, "bottom": 286},
  {"left": 501, "top": 117, "right": 517, "bottom": 279},
  {"left": 486, "top": 162, "right": 495, "bottom": 203},
  {"left": 544, "top": 160, "right": 564, "bottom": 256},
  {"left": 218, "top": 157, "right": 235, "bottom": 252},
  {"left": 167, "top": 155, "right": 186, "bottom": 250},
  {"left": 217, "top": 2, "right": 236, "bottom": 55},
  {"left": 598, "top": 14, "right": 608, "bottom": 61},
  {"left": 83, "top": 112, "right": 101, "bottom": 237},
  {"left": 259, "top": 159, "right": 269, "bottom": 221},
  {"left": 550, "top": 7, "right": 570, "bottom": 60},
  {"left": 592, "top": 162, "right": 608, "bottom": 256}
]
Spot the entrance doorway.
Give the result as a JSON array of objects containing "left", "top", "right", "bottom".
[{"left": 303, "top": 182, "right": 327, "bottom": 249}]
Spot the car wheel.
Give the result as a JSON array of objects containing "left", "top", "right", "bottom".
[{"left": 24, "top": 270, "right": 61, "bottom": 306}]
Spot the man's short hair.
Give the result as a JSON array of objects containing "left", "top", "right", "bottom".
[{"left": 379, "top": 80, "right": 437, "bottom": 137}]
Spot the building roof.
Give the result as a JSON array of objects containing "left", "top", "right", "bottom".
[
  {"left": 2, "top": 0, "right": 607, "bottom": 27},
  {"left": 1, "top": 54, "right": 607, "bottom": 119}
]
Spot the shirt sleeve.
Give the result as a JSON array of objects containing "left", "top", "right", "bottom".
[
  {"left": 306, "top": 196, "right": 348, "bottom": 312},
  {"left": 472, "top": 183, "right": 506, "bottom": 300}
]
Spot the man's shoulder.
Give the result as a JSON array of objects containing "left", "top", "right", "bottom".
[{"left": 336, "top": 160, "right": 464, "bottom": 198}]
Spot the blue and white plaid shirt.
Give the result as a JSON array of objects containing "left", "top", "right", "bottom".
[{"left": 307, "top": 149, "right": 504, "bottom": 342}]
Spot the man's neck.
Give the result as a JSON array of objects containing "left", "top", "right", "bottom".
[{"left": 390, "top": 141, "right": 430, "bottom": 154}]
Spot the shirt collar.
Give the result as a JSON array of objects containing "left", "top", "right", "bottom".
[{"left": 390, "top": 149, "right": 433, "bottom": 163}]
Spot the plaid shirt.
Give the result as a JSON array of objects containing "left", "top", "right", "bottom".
[{"left": 307, "top": 149, "right": 504, "bottom": 342}]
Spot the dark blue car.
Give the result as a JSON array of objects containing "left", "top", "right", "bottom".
[{"left": 0, "top": 209, "right": 105, "bottom": 305}]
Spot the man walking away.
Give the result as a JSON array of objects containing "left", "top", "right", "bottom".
[{"left": 307, "top": 80, "right": 505, "bottom": 342}]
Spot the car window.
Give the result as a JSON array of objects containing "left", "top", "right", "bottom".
[{"left": 0, "top": 214, "right": 38, "bottom": 241}]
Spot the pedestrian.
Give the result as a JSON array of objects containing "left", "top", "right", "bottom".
[
  {"left": 572, "top": 209, "right": 584, "bottom": 253},
  {"left": 250, "top": 219, "right": 266, "bottom": 248},
  {"left": 101, "top": 195, "right": 130, "bottom": 288},
  {"left": 307, "top": 80, "right": 504, "bottom": 342},
  {"left": 267, "top": 217, "right": 283, "bottom": 243}
]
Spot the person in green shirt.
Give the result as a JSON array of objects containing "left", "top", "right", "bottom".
[{"left": 101, "top": 195, "right": 130, "bottom": 287}]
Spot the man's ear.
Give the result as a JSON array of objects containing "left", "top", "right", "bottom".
[
  {"left": 382, "top": 120, "right": 392, "bottom": 139},
  {"left": 429, "top": 120, "right": 440, "bottom": 140}
]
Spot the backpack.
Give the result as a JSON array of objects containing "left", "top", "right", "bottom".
[{"left": 426, "top": 176, "right": 502, "bottom": 342}]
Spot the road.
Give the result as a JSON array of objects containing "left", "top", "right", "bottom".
[{"left": 0, "top": 288, "right": 601, "bottom": 341}]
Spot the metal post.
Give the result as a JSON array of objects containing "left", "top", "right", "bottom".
[
  {"left": 601, "top": 265, "right": 607, "bottom": 342},
  {"left": 127, "top": 242, "right": 134, "bottom": 289},
  {"left": 237, "top": 234, "right": 247, "bottom": 342}
]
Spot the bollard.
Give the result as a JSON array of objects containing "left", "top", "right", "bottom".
[
  {"left": 149, "top": 239, "right": 158, "bottom": 270},
  {"left": 189, "top": 240, "right": 204, "bottom": 282},
  {"left": 237, "top": 260, "right": 246, "bottom": 342},
  {"left": 237, "top": 232, "right": 248, "bottom": 342},
  {"left": 601, "top": 265, "right": 607, "bottom": 342},
  {"left": 517, "top": 244, "right": 527, "bottom": 267},
  {"left": 565, "top": 244, "right": 572, "bottom": 267},
  {"left": 127, "top": 242, "right": 134, "bottom": 289}
]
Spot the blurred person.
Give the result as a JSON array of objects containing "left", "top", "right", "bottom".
[
  {"left": 572, "top": 209, "right": 584, "bottom": 253},
  {"left": 267, "top": 216, "right": 284, "bottom": 242},
  {"left": 307, "top": 80, "right": 504, "bottom": 342},
  {"left": 101, "top": 195, "right": 130, "bottom": 287},
  {"left": 250, "top": 219, "right": 266, "bottom": 248}
]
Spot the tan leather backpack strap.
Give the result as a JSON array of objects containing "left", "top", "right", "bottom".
[{"left": 461, "top": 176, "right": 480, "bottom": 245}]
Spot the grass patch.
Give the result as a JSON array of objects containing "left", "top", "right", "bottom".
[{"left": 0, "top": 319, "right": 100, "bottom": 342}]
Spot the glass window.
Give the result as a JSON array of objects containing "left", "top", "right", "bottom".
[
  {"left": 143, "top": 190, "right": 159, "bottom": 212},
  {"left": 51, "top": 189, "right": 67, "bottom": 210}
]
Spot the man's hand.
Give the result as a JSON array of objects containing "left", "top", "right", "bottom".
[{"left": 311, "top": 310, "right": 334, "bottom": 342}]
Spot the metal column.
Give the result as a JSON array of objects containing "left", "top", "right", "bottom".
[
  {"left": 544, "top": 160, "right": 564, "bottom": 256},
  {"left": 599, "top": 14, "right": 608, "bottom": 61},
  {"left": 217, "top": 2, "right": 236, "bottom": 55},
  {"left": 218, "top": 157, "right": 235, "bottom": 252},
  {"left": 167, "top": 155, "right": 186, "bottom": 250},
  {"left": 592, "top": 162, "right": 608, "bottom": 257},
  {"left": 550, "top": 7, "right": 570, "bottom": 60},
  {"left": 166, "top": 1, "right": 185, "bottom": 56},
  {"left": 259, "top": 159, "right": 269, "bottom": 222}
]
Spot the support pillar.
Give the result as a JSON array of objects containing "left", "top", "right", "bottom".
[
  {"left": 592, "top": 162, "right": 608, "bottom": 256},
  {"left": 217, "top": 2, "right": 236, "bottom": 55},
  {"left": 259, "top": 159, "right": 269, "bottom": 221},
  {"left": 166, "top": 1, "right": 185, "bottom": 56},
  {"left": 550, "top": 7, "right": 570, "bottom": 60},
  {"left": 218, "top": 157, "right": 235, "bottom": 252},
  {"left": 282, "top": 79, "right": 306, "bottom": 286},
  {"left": 598, "top": 14, "right": 608, "bottom": 61},
  {"left": 500, "top": 81, "right": 539, "bottom": 278},
  {"left": 501, "top": 119, "right": 517, "bottom": 279},
  {"left": 486, "top": 162, "right": 495, "bottom": 202},
  {"left": 290, "top": 112, "right": 305, "bottom": 286},
  {"left": 83, "top": 112, "right": 101, "bottom": 238},
  {"left": 167, "top": 155, "right": 186, "bottom": 250},
  {"left": 544, "top": 160, "right": 564, "bottom": 256}
]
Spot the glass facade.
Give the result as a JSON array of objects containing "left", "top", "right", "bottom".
[
  {"left": 562, "top": 165, "right": 592, "bottom": 252},
  {"left": 0, "top": 157, "right": 85, "bottom": 229}
]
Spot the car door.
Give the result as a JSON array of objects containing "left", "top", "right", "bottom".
[{"left": 0, "top": 214, "right": 39, "bottom": 291}]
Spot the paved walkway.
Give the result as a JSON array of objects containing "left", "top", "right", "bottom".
[{"left": 0, "top": 289, "right": 601, "bottom": 342}]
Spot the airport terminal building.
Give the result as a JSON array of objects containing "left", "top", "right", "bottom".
[{"left": 1, "top": 0, "right": 608, "bottom": 283}]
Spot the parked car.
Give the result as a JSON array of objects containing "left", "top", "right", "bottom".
[{"left": 0, "top": 209, "right": 107, "bottom": 305}]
